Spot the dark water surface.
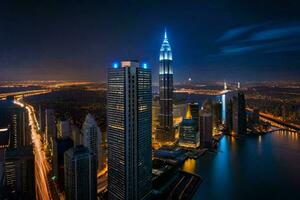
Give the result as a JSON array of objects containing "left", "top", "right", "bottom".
[{"left": 182, "top": 131, "right": 300, "bottom": 200}]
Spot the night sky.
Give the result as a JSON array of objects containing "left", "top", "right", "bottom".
[{"left": 1, "top": 0, "right": 300, "bottom": 82}]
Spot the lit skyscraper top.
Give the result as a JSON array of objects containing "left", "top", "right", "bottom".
[{"left": 159, "top": 30, "right": 173, "bottom": 62}]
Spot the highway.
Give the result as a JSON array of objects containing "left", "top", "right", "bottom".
[
  {"left": 14, "top": 98, "right": 52, "bottom": 200},
  {"left": 0, "top": 89, "right": 50, "bottom": 100}
]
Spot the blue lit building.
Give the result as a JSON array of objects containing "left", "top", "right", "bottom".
[
  {"left": 107, "top": 60, "right": 152, "bottom": 200},
  {"left": 156, "top": 30, "right": 175, "bottom": 144}
]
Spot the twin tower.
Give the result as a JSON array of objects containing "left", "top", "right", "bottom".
[{"left": 107, "top": 30, "right": 174, "bottom": 200}]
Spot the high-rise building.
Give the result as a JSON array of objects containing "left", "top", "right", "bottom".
[
  {"left": 57, "top": 118, "right": 70, "bottom": 138},
  {"left": 45, "top": 109, "right": 56, "bottom": 149},
  {"left": 0, "top": 100, "right": 30, "bottom": 149},
  {"left": 71, "top": 124, "right": 82, "bottom": 146},
  {"left": 3, "top": 146, "right": 35, "bottom": 199},
  {"left": 232, "top": 91, "right": 247, "bottom": 134},
  {"left": 179, "top": 107, "right": 199, "bottom": 148},
  {"left": 53, "top": 137, "right": 73, "bottom": 190},
  {"left": 199, "top": 111, "right": 213, "bottom": 147},
  {"left": 179, "top": 103, "right": 200, "bottom": 148},
  {"left": 107, "top": 60, "right": 152, "bottom": 200},
  {"left": 82, "top": 113, "right": 102, "bottom": 171},
  {"left": 0, "top": 127, "right": 10, "bottom": 196},
  {"left": 64, "top": 145, "right": 96, "bottom": 200},
  {"left": 225, "top": 98, "right": 233, "bottom": 134},
  {"left": 187, "top": 103, "right": 200, "bottom": 131},
  {"left": 156, "top": 30, "right": 175, "bottom": 144},
  {"left": 212, "top": 101, "right": 222, "bottom": 132},
  {"left": 38, "top": 105, "right": 45, "bottom": 133},
  {"left": 152, "top": 98, "right": 160, "bottom": 135}
]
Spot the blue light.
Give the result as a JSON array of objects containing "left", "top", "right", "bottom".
[
  {"left": 142, "top": 63, "right": 148, "bottom": 69},
  {"left": 113, "top": 62, "right": 118, "bottom": 68}
]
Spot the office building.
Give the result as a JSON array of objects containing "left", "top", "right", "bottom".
[
  {"left": 225, "top": 98, "right": 233, "bottom": 134},
  {"left": 64, "top": 145, "right": 96, "bottom": 200},
  {"left": 3, "top": 146, "right": 35, "bottom": 199},
  {"left": 71, "top": 124, "right": 82, "bottom": 146},
  {"left": 0, "top": 127, "right": 10, "bottom": 196},
  {"left": 38, "top": 105, "right": 45, "bottom": 133},
  {"left": 212, "top": 101, "right": 222, "bottom": 133},
  {"left": 187, "top": 103, "right": 199, "bottom": 131},
  {"left": 82, "top": 113, "right": 102, "bottom": 171},
  {"left": 156, "top": 30, "right": 175, "bottom": 144},
  {"left": 53, "top": 137, "right": 73, "bottom": 190},
  {"left": 57, "top": 118, "right": 70, "bottom": 138},
  {"left": 199, "top": 111, "right": 213, "bottom": 147},
  {"left": 232, "top": 91, "right": 247, "bottom": 134},
  {"left": 107, "top": 60, "right": 152, "bottom": 200},
  {"left": 179, "top": 104, "right": 200, "bottom": 148},
  {"left": 179, "top": 118, "right": 199, "bottom": 148},
  {"left": 45, "top": 109, "right": 56, "bottom": 149}
]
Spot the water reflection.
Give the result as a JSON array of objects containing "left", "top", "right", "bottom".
[
  {"left": 182, "top": 158, "right": 196, "bottom": 173},
  {"left": 182, "top": 130, "right": 300, "bottom": 200},
  {"left": 221, "top": 94, "right": 226, "bottom": 123}
]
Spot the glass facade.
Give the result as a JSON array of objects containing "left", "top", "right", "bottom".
[{"left": 107, "top": 61, "right": 152, "bottom": 200}]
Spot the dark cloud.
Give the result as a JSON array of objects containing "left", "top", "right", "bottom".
[
  {"left": 251, "top": 24, "right": 300, "bottom": 41},
  {"left": 217, "top": 22, "right": 300, "bottom": 55}
]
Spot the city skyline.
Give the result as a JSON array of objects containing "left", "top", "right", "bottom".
[
  {"left": 1, "top": 0, "right": 300, "bottom": 82},
  {"left": 0, "top": 1, "right": 300, "bottom": 200}
]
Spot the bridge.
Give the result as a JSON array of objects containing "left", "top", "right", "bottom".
[
  {"left": 247, "top": 108, "right": 300, "bottom": 133},
  {"left": 0, "top": 89, "right": 51, "bottom": 100}
]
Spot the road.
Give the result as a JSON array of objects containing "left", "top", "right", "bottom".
[
  {"left": 247, "top": 108, "right": 300, "bottom": 132},
  {"left": 14, "top": 99, "right": 52, "bottom": 200},
  {"left": 0, "top": 89, "right": 50, "bottom": 100}
]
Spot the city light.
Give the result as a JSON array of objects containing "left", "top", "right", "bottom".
[
  {"left": 113, "top": 62, "right": 118, "bottom": 68},
  {"left": 142, "top": 63, "right": 148, "bottom": 69}
]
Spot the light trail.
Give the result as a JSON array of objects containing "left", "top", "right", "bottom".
[{"left": 14, "top": 99, "right": 52, "bottom": 200}]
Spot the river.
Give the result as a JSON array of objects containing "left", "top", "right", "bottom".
[{"left": 182, "top": 130, "right": 300, "bottom": 200}]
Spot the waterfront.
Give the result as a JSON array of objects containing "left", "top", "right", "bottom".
[{"left": 182, "top": 131, "right": 300, "bottom": 200}]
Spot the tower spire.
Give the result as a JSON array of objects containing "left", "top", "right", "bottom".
[{"left": 164, "top": 28, "right": 167, "bottom": 39}]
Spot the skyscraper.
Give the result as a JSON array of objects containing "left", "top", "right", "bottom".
[
  {"left": 38, "top": 105, "right": 45, "bottom": 133},
  {"left": 156, "top": 30, "right": 175, "bottom": 144},
  {"left": 64, "top": 145, "right": 96, "bottom": 200},
  {"left": 225, "top": 98, "right": 233, "bottom": 134},
  {"left": 3, "top": 146, "right": 35, "bottom": 199},
  {"left": 232, "top": 91, "right": 247, "bottom": 135},
  {"left": 179, "top": 106, "right": 199, "bottom": 148},
  {"left": 45, "top": 109, "right": 56, "bottom": 147},
  {"left": 0, "top": 127, "right": 10, "bottom": 197},
  {"left": 107, "top": 60, "right": 152, "bottom": 200},
  {"left": 199, "top": 111, "right": 213, "bottom": 147},
  {"left": 57, "top": 118, "right": 70, "bottom": 138},
  {"left": 187, "top": 103, "right": 200, "bottom": 131},
  {"left": 82, "top": 113, "right": 102, "bottom": 171},
  {"left": 53, "top": 137, "right": 73, "bottom": 190},
  {"left": 212, "top": 101, "right": 222, "bottom": 132}
]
